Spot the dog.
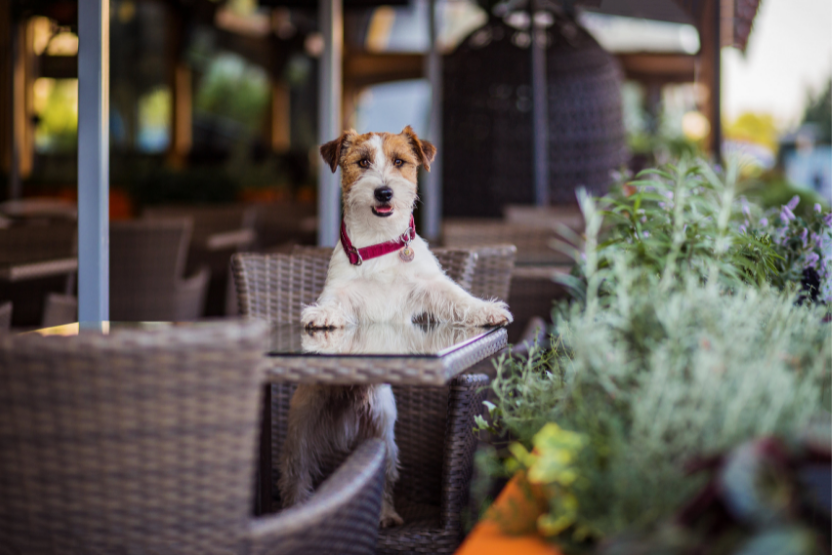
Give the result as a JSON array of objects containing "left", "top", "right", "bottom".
[{"left": 279, "top": 126, "right": 512, "bottom": 527}]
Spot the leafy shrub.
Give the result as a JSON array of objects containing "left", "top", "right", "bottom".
[{"left": 478, "top": 187, "right": 831, "bottom": 549}]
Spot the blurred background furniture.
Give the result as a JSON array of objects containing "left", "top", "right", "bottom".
[
  {"left": 0, "top": 221, "right": 78, "bottom": 327},
  {"left": 0, "top": 301, "right": 11, "bottom": 331},
  {"left": 144, "top": 204, "right": 258, "bottom": 316},
  {"left": 110, "top": 218, "right": 210, "bottom": 321},
  {"left": 232, "top": 249, "right": 493, "bottom": 554},
  {"left": 41, "top": 292, "right": 77, "bottom": 328},
  {"left": 1, "top": 320, "right": 386, "bottom": 555},
  {"left": 443, "top": 16, "right": 626, "bottom": 217}
]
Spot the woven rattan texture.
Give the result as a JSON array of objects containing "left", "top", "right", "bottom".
[
  {"left": 443, "top": 18, "right": 625, "bottom": 216},
  {"left": 110, "top": 218, "right": 210, "bottom": 321},
  {"left": 232, "top": 252, "right": 330, "bottom": 323},
  {"left": 0, "top": 321, "right": 268, "bottom": 555},
  {"left": 248, "top": 439, "right": 386, "bottom": 555},
  {"left": 0, "top": 301, "right": 10, "bottom": 331},
  {"left": 0, "top": 222, "right": 77, "bottom": 264},
  {"left": 468, "top": 245, "right": 516, "bottom": 302}
]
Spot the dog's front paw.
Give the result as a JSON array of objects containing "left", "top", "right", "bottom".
[
  {"left": 379, "top": 505, "right": 404, "bottom": 528},
  {"left": 301, "top": 304, "right": 348, "bottom": 329},
  {"left": 469, "top": 301, "right": 513, "bottom": 327}
]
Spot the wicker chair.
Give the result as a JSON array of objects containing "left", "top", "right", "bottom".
[
  {"left": 231, "top": 249, "right": 490, "bottom": 554},
  {"left": 0, "top": 221, "right": 77, "bottom": 326},
  {"left": 110, "top": 218, "right": 210, "bottom": 321},
  {"left": 290, "top": 245, "right": 477, "bottom": 293},
  {"left": 442, "top": 220, "right": 572, "bottom": 266},
  {"left": 144, "top": 204, "right": 258, "bottom": 316},
  {"left": 0, "top": 320, "right": 387, "bottom": 555},
  {"left": 0, "top": 301, "right": 11, "bottom": 332}
]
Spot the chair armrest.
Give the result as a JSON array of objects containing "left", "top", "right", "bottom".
[
  {"left": 441, "top": 373, "right": 489, "bottom": 531},
  {"left": 246, "top": 438, "right": 386, "bottom": 555},
  {"left": 174, "top": 266, "right": 211, "bottom": 321},
  {"left": 204, "top": 228, "right": 257, "bottom": 251}
]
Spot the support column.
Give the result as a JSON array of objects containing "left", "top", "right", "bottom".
[
  {"left": 531, "top": 1, "right": 549, "bottom": 206},
  {"left": 422, "top": 0, "right": 442, "bottom": 241},
  {"left": 77, "top": 0, "right": 110, "bottom": 328},
  {"left": 318, "top": 0, "right": 343, "bottom": 247},
  {"left": 10, "top": 18, "right": 35, "bottom": 198},
  {"left": 699, "top": 0, "right": 722, "bottom": 161},
  {"left": 0, "top": 4, "right": 11, "bottom": 185},
  {"left": 267, "top": 80, "right": 291, "bottom": 153}
]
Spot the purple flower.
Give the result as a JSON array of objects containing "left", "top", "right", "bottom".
[
  {"left": 805, "top": 252, "right": 820, "bottom": 268},
  {"left": 759, "top": 217, "right": 768, "bottom": 227},
  {"left": 664, "top": 191, "right": 674, "bottom": 200},
  {"left": 741, "top": 196, "right": 750, "bottom": 217},
  {"left": 824, "top": 213, "right": 832, "bottom": 227},
  {"left": 738, "top": 224, "right": 747, "bottom": 234},
  {"left": 787, "top": 195, "right": 800, "bottom": 211},
  {"left": 781, "top": 205, "right": 796, "bottom": 222},
  {"left": 800, "top": 228, "right": 808, "bottom": 247},
  {"left": 642, "top": 231, "right": 650, "bottom": 238},
  {"left": 815, "top": 203, "right": 822, "bottom": 213}
]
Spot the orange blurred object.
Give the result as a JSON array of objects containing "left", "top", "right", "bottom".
[{"left": 455, "top": 473, "right": 563, "bottom": 555}]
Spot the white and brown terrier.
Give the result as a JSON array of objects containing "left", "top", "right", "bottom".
[{"left": 279, "top": 126, "right": 512, "bottom": 527}]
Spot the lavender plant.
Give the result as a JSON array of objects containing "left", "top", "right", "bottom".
[
  {"left": 478, "top": 190, "right": 832, "bottom": 549},
  {"left": 745, "top": 195, "right": 832, "bottom": 302}
]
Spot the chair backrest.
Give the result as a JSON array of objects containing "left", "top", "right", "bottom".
[
  {"left": 0, "top": 320, "right": 269, "bottom": 555},
  {"left": 110, "top": 218, "right": 192, "bottom": 320},
  {"left": 232, "top": 251, "right": 331, "bottom": 324},
  {"left": 0, "top": 301, "right": 11, "bottom": 332},
  {"left": 0, "top": 222, "right": 77, "bottom": 264},
  {"left": 442, "top": 219, "right": 571, "bottom": 265},
  {"left": 144, "top": 204, "right": 257, "bottom": 244},
  {"left": 233, "top": 248, "right": 477, "bottom": 324},
  {"left": 469, "top": 244, "right": 516, "bottom": 302}
]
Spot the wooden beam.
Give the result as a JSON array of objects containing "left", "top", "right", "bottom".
[
  {"left": 343, "top": 51, "right": 424, "bottom": 89},
  {"left": 698, "top": 0, "right": 722, "bottom": 159},
  {"left": 617, "top": 53, "right": 697, "bottom": 84},
  {"left": 12, "top": 18, "right": 35, "bottom": 188},
  {"left": 267, "top": 80, "right": 290, "bottom": 153}
]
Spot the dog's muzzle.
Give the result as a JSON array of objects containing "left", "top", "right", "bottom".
[{"left": 372, "top": 187, "right": 394, "bottom": 217}]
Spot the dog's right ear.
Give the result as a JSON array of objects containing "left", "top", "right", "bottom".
[{"left": 320, "top": 130, "right": 357, "bottom": 173}]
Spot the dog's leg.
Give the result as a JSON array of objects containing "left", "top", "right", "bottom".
[
  {"left": 414, "top": 277, "right": 513, "bottom": 327},
  {"left": 279, "top": 386, "right": 331, "bottom": 508},
  {"left": 363, "top": 385, "right": 403, "bottom": 527}
]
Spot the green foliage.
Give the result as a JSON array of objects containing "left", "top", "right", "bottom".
[
  {"left": 194, "top": 53, "right": 270, "bottom": 134},
  {"left": 478, "top": 185, "right": 832, "bottom": 548},
  {"left": 557, "top": 159, "right": 784, "bottom": 302},
  {"left": 741, "top": 172, "right": 828, "bottom": 219}
]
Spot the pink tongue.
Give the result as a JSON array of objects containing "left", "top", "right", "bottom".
[{"left": 376, "top": 206, "right": 392, "bottom": 213}]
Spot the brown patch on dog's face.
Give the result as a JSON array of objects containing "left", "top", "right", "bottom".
[{"left": 320, "top": 127, "right": 438, "bottom": 226}]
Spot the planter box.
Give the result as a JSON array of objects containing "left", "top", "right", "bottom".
[{"left": 456, "top": 474, "right": 563, "bottom": 555}]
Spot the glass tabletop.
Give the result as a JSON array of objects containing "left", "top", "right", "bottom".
[
  {"left": 28, "top": 321, "right": 503, "bottom": 359},
  {"left": 268, "top": 322, "right": 501, "bottom": 358}
]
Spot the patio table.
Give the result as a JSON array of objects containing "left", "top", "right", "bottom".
[
  {"left": 0, "top": 257, "right": 78, "bottom": 282},
  {"left": 28, "top": 321, "right": 507, "bottom": 516}
]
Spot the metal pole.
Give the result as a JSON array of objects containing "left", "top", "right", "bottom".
[
  {"left": 9, "top": 22, "right": 20, "bottom": 200},
  {"left": 77, "top": 0, "right": 110, "bottom": 329},
  {"left": 531, "top": 1, "right": 549, "bottom": 206},
  {"left": 711, "top": 0, "right": 722, "bottom": 162},
  {"left": 422, "top": 0, "right": 442, "bottom": 242},
  {"left": 318, "top": 0, "right": 343, "bottom": 247}
]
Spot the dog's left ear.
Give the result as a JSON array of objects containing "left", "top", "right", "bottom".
[
  {"left": 401, "top": 126, "right": 437, "bottom": 172},
  {"left": 320, "top": 130, "right": 357, "bottom": 173}
]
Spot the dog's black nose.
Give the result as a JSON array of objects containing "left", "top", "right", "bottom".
[{"left": 374, "top": 187, "right": 393, "bottom": 203}]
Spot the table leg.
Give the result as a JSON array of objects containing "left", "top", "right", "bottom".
[{"left": 257, "top": 384, "right": 272, "bottom": 515}]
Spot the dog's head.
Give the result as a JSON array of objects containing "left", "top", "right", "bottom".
[{"left": 320, "top": 126, "right": 436, "bottom": 231}]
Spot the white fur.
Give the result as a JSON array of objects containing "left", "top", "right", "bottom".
[{"left": 282, "top": 132, "right": 512, "bottom": 528}]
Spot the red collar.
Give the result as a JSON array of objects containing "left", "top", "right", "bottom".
[{"left": 340, "top": 215, "right": 416, "bottom": 266}]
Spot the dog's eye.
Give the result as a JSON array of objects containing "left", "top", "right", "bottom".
[
  {"left": 394, "top": 159, "right": 404, "bottom": 168},
  {"left": 358, "top": 159, "right": 370, "bottom": 168}
]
